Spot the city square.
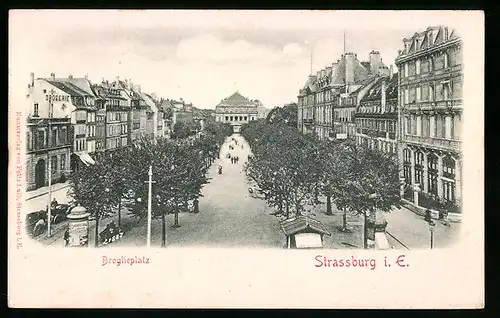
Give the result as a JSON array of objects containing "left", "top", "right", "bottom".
[{"left": 20, "top": 20, "right": 462, "bottom": 251}]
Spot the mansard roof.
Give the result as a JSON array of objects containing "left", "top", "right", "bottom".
[
  {"left": 360, "top": 74, "right": 399, "bottom": 103},
  {"left": 398, "top": 26, "right": 460, "bottom": 58}
]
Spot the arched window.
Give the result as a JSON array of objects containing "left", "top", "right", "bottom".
[
  {"left": 403, "top": 149, "right": 412, "bottom": 184},
  {"left": 443, "top": 156, "right": 455, "bottom": 179},
  {"left": 427, "top": 154, "right": 438, "bottom": 196},
  {"left": 442, "top": 156, "right": 456, "bottom": 202},
  {"left": 415, "top": 151, "right": 424, "bottom": 185}
]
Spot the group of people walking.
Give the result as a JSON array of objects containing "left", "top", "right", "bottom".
[{"left": 231, "top": 156, "right": 239, "bottom": 164}]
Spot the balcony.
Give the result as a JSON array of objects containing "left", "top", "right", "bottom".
[
  {"left": 303, "top": 118, "right": 314, "bottom": 125},
  {"left": 405, "top": 99, "right": 463, "bottom": 111},
  {"left": 404, "top": 134, "right": 461, "bottom": 152}
]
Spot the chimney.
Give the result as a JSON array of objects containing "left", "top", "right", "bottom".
[
  {"left": 30, "top": 72, "right": 34, "bottom": 87},
  {"left": 116, "top": 76, "right": 120, "bottom": 83},
  {"left": 345, "top": 52, "right": 355, "bottom": 84},
  {"left": 381, "top": 79, "right": 387, "bottom": 113},
  {"left": 137, "top": 85, "right": 141, "bottom": 94},
  {"left": 129, "top": 81, "right": 133, "bottom": 91},
  {"left": 369, "top": 51, "right": 382, "bottom": 74},
  {"left": 68, "top": 74, "right": 73, "bottom": 79},
  {"left": 85, "top": 74, "right": 88, "bottom": 79},
  {"left": 50, "top": 73, "right": 55, "bottom": 80}
]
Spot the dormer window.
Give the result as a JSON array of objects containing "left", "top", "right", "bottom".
[{"left": 33, "top": 103, "right": 39, "bottom": 117}]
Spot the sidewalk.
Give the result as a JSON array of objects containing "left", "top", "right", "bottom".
[{"left": 25, "top": 181, "right": 71, "bottom": 201}]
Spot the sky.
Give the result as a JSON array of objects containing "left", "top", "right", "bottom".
[{"left": 9, "top": 10, "right": 467, "bottom": 110}]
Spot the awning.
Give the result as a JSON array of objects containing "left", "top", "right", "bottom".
[{"left": 76, "top": 152, "right": 96, "bottom": 166}]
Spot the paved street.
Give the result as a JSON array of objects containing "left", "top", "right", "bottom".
[
  {"left": 26, "top": 134, "right": 461, "bottom": 250},
  {"left": 114, "top": 134, "right": 284, "bottom": 248},
  {"left": 385, "top": 206, "right": 460, "bottom": 249},
  {"left": 24, "top": 182, "right": 72, "bottom": 213}
]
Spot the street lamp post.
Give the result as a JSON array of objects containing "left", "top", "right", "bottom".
[
  {"left": 429, "top": 227, "right": 434, "bottom": 249},
  {"left": 145, "top": 165, "right": 156, "bottom": 248}
]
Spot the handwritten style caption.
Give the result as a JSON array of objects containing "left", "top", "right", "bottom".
[
  {"left": 15, "top": 112, "right": 23, "bottom": 249},
  {"left": 315, "top": 254, "right": 409, "bottom": 270}
]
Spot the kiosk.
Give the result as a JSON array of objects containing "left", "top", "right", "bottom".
[{"left": 280, "top": 215, "right": 331, "bottom": 249}]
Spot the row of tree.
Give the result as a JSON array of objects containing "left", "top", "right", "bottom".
[
  {"left": 69, "top": 120, "right": 233, "bottom": 247},
  {"left": 241, "top": 117, "right": 401, "bottom": 249}
]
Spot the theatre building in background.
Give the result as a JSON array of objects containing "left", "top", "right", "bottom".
[
  {"left": 396, "top": 26, "right": 463, "bottom": 212},
  {"left": 214, "top": 91, "right": 259, "bottom": 132}
]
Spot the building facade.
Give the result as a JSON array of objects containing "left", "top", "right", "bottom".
[
  {"left": 26, "top": 73, "right": 97, "bottom": 173},
  {"left": 395, "top": 26, "right": 463, "bottom": 209},
  {"left": 355, "top": 73, "right": 399, "bottom": 154},
  {"left": 26, "top": 117, "right": 72, "bottom": 191},
  {"left": 298, "top": 51, "right": 390, "bottom": 141},
  {"left": 215, "top": 91, "right": 259, "bottom": 132}
]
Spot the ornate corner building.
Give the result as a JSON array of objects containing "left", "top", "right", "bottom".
[{"left": 395, "top": 26, "right": 463, "bottom": 210}]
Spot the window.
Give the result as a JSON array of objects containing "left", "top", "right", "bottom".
[
  {"left": 33, "top": 103, "right": 39, "bottom": 117},
  {"left": 422, "top": 115, "right": 430, "bottom": 137},
  {"left": 443, "top": 180, "right": 455, "bottom": 202},
  {"left": 51, "top": 156, "right": 57, "bottom": 174},
  {"left": 51, "top": 128, "right": 57, "bottom": 147},
  {"left": 416, "top": 87, "right": 421, "bottom": 101},
  {"left": 416, "top": 59, "right": 421, "bottom": 75},
  {"left": 443, "top": 156, "right": 455, "bottom": 179},
  {"left": 37, "top": 130, "right": 46, "bottom": 149},
  {"left": 404, "top": 63, "right": 409, "bottom": 78},
  {"left": 415, "top": 151, "right": 424, "bottom": 185},
  {"left": 403, "top": 149, "right": 412, "bottom": 184},
  {"left": 443, "top": 83, "right": 450, "bottom": 100},
  {"left": 429, "top": 84, "right": 434, "bottom": 101},
  {"left": 61, "top": 154, "right": 66, "bottom": 171},
  {"left": 428, "top": 154, "right": 438, "bottom": 196},
  {"left": 444, "top": 52, "right": 449, "bottom": 68}
]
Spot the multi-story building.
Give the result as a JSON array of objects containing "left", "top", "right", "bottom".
[
  {"left": 93, "top": 80, "right": 131, "bottom": 152},
  {"left": 395, "top": 26, "right": 462, "bottom": 209},
  {"left": 92, "top": 89, "right": 107, "bottom": 156},
  {"left": 297, "top": 75, "right": 317, "bottom": 136},
  {"left": 27, "top": 73, "right": 97, "bottom": 173},
  {"left": 112, "top": 78, "right": 143, "bottom": 144},
  {"left": 215, "top": 91, "right": 259, "bottom": 132},
  {"left": 26, "top": 117, "right": 72, "bottom": 190},
  {"left": 298, "top": 51, "right": 390, "bottom": 140},
  {"left": 355, "top": 72, "right": 399, "bottom": 154},
  {"left": 141, "top": 92, "right": 162, "bottom": 139}
]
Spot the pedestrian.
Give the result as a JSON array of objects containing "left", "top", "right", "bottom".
[
  {"left": 64, "top": 228, "right": 70, "bottom": 246},
  {"left": 425, "top": 209, "right": 435, "bottom": 226}
]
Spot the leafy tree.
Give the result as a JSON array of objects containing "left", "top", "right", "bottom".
[
  {"left": 244, "top": 124, "right": 317, "bottom": 218},
  {"left": 266, "top": 103, "right": 298, "bottom": 128},
  {"left": 172, "top": 121, "right": 195, "bottom": 139},
  {"left": 68, "top": 160, "right": 116, "bottom": 247},
  {"left": 329, "top": 141, "right": 401, "bottom": 248}
]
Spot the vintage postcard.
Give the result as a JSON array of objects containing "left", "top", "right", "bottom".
[{"left": 8, "top": 10, "right": 484, "bottom": 308}]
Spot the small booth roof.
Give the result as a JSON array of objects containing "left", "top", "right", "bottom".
[{"left": 280, "top": 215, "right": 331, "bottom": 236}]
